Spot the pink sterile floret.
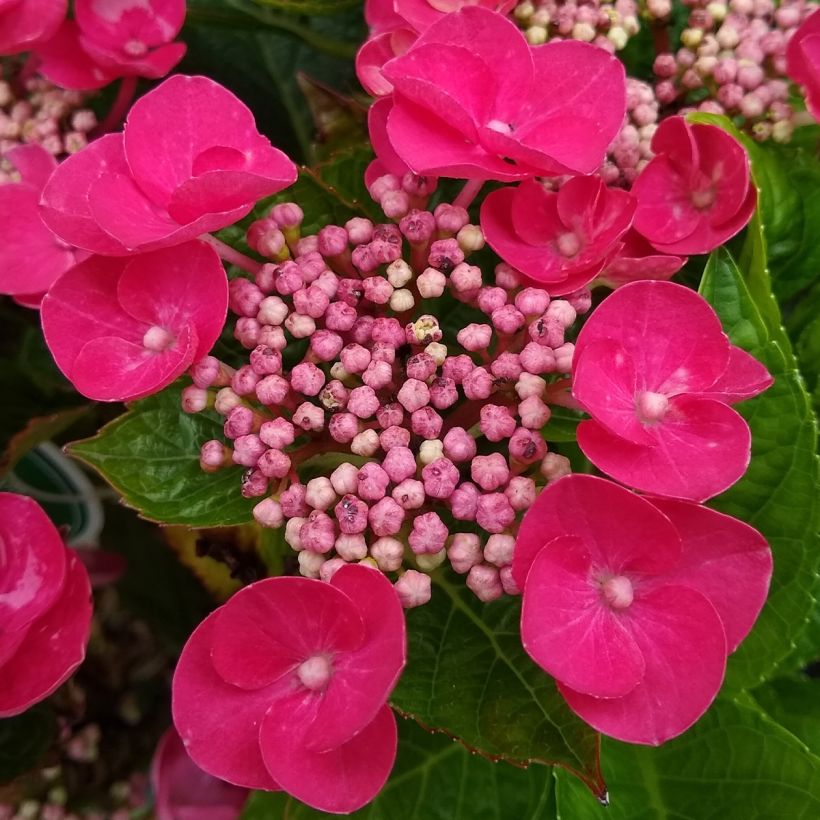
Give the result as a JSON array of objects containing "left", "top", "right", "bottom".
[
  {"left": 36, "top": 0, "right": 187, "bottom": 91},
  {"left": 787, "top": 8, "right": 820, "bottom": 120},
  {"left": 0, "top": 492, "right": 93, "bottom": 718},
  {"left": 151, "top": 727, "right": 249, "bottom": 820},
  {"left": 512, "top": 474, "right": 772, "bottom": 745},
  {"left": 40, "top": 75, "right": 297, "bottom": 254},
  {"left": 571, "top": 280, "right": 773, "bottom": 501},
  {"left": 41, "top": 240, "right": 228, "bottom": 402},
  {"left": 372, "top": 7, "right": 626, "bottom": 181},
  {"left": 595, "top": 229, "right": 686, "bottom": 289},
  {"left": 172, "top": 564, "right": 406, "bottom": 814},
  {"left": 0, "top": 0, "right": 66, "bottom": 56},
  {"left": 0, "top": 144, "right": 84, "bottom": 303},
  {"left": 481, "top": 176, "right": 635, "bottom": 295},
  {"left": 631, "top": 117, "right": 756, "bottom": 256}
]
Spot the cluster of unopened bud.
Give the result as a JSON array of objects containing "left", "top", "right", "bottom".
[
  {"left": 651, "top": 0, "right": 816, "bottom": 140},
  {"left": 0, "top": 72, "right": 95, "bottom": 170},
  {"left": 513, "top": 0, "right": 641, "bottom": 52},
  {"left": 183, "top": 179, "right": 583, "bottom": 607}
]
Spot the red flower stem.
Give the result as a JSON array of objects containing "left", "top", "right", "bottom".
[
  {"left": 94, "top": 76, "right": 138, "bottom": 136},
  {"left": 202, "top": 234, "right": 263, "bottom": 276},
  {"left": 453, "top": 178, "right": 484, "bottom": 210}
]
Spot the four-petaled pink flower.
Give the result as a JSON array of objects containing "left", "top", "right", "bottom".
[
  {"left": 41, "top": 240, "right": 228, "bottom": 402},
  {"left": 371, "top": 7, "right": 626, "bottom": 180},
  {"left": 572, "top": 280, "right": 773, "bottom": 501},
  {"left": 787, "top": 8, "right": 820, "bottom": 121},
  {"left": 151, "top": 727, "right": 249, "bottom": 820},
  {"left": 631, "top": 117, "right": 756, "bottom": 255},
  {"left": 481, "top": 177, "right": 635, "bottom": 295},
  {"left": 0, "top": 492, "right": 93, "bottom": 718},
  {"left": 0, "top": 0, "right": 66, "bottom": 55},
  {"left": 0, "top": 144, "right": 85, "bottom": 306},
  {"left": 36, "top": 0, "right": 187, "bottom": 91},
  {"left": 40, "top": 75, "right": 298, "bottom": 254},
  {"left": 513, "top": 474, "right": 772, "bottom": 745},
  {"left": 172, "top": 564, "right": 406, "bottom": 814}
]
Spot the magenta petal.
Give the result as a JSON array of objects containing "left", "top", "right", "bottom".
[
  {"left": 35, "top": 20, "right": 118, "bottom": 90},
  {"left": 0, "top": 493, "right": 66, "bottom": 643},
  {"left": 304, "top": 565, "right": 406, "bottom": 752},
  {"left": 0, "top": 0, "right": 67, "bottom": 54},
  {"left": 368, "top": 97, "right": 412, "bottom": 178},
  {"left": 572, "top": 340, "right": 657, "bottom": 446},
  {"left": 7, "top": 144, "right": 57, "bottom": 188},
  {"left": 172, "top": 611, "right": 282, "bottom": 791},
  {"left": 632, "top": 157, "right": 700, "bottom": 246},
  {"left": 151, "top": 728, "right": 248, "bottom": 820},
  {"left": 645, "top": 499, "right": 772, "bottom": 652},
  {"left": 559, "top": 584, "right": 726, "bottom": 745},
  {"left": 0, "top": 550, "right": 92, "bottom": 718},
  {"left": 74, "top": 0, "right": 186, "bottom": 50},
  {"left": 512, "top": 474, "right": 681, "bottom": 591},
  {"left": 574, "top": 281, "right": 730, "bottom": 395},
  {"left": 39, "top": 134, "right": 131, "bottom": 255},
  {"left": 82, "top": 39, "right": 186, "bottom": 78},
  {"left": 357, "top": 32, "right": 402, "bottom": 96},
  {"left": 698, "top": 345, "right": 773, "bottom": 403},
  {"left": 260, "top": 700, "right": 398, "bottom": 814},
  {"left": 521, "top": 536, "right": 645, "bottom": 698},
  {"left": 577, "top": 395, "right": 751, "bottom": 501},
  {"left": 210, "top": 577, "right": 365, "bottom": 691}
]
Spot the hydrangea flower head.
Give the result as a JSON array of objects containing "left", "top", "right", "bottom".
[
  {"left": 0, "top": 144, "right": 84, "bottom": 304},
  {"left": 151, "top": 728, "right": 248, "bottom": 820},
  {"left": 172, "top": 564, "right": 405, "bottom": 814},
  {"left": 513, "top": 475, "right": 772, "bottom": 744},
  {"left": 572, "top": 280, "right": 773, "bottom": 500},
  {"left": 0, "top": 492, "right": 93, "bottom": 717},
  {"left": 372, "top": 6, "right": 626, "bottom": 180},
  {"left": 481, "top": 176, "right": 636, "bottom": 294},
  {"left": 0, "top": 0, "right": 67, "bottom": 55},
  {"left": 40, "top": 75, "right": 298, "bottom": 254},
  {"left": 631, "top": 117, "right": 756, "bottom": 255},
  {"left": 41, "top": 240, "right": 228, "bottom": 402},
  {"left": 36, "top": 0, "right": 187, "bottom": 90},
  {"left": 787, "top": 7, "right": 820, "bottom": 120}
]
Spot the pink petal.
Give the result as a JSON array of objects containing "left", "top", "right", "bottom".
[
  {"left": 789, "top": 24, "right": 820, "bottom": 118},
  {"left": 357, "top": 32, "right": 403, "bottom": 97},
  {"left": 576, "top": 395, "right": 752, "bottom": 502},
  {"left": 6, "top": 143, "right": 57, "bottom": 189},
  {"left": 0, "top": 0, "right": 67, "bottom": 54},
  {"left": 596, "top": 229, "right": 685, "bottom": 288},
  {"left": 0, "top": 183, "right": 77, "bottom": 295},
  {"left": 151, "top": 728, "right": 248, "bottom": 820},
  {"left": 698, "top": 345, "right": 773, "bottom": 403},
  {"left": 645, "top": 498, "right": 772, "bottom": 652},
  {"left": 74, "top": 0, "right": 186, "bottom": 50},
  {"left": 81, "top": 38, "right": 186, "bottom": 78},
  {"left": 35, "top": 20, "right": 119, "bottom": 90},
  {"left": 123, "top": 75, "right": 296, "bottom": 211},
  {"left": 116, "top": 241, "right": 228, "bottom": 360},
  {"left": 572, "top": 339, "right": 657, "bottom": 446},
  {"left": 172, "top": 611, "right": 282, "bottom": 791},
  {"left": 0, "top": 549, "right": 92, "bottom": 718},
  {"left": 512, "top": 474, "right": 681, "bottom": 591},
  {"left": 0, "top": 493, "right": 66, "bottom": 649},
  {"left": 368, "top": 97, "right": 412, "bottom": 178},
  {"left": 573, "top": 281, "right": 730, "bottom": 395},
  {"left": 693, "top": 123, "right": 751, "bottom": 226},
  {"left": 39, "top": 134, "right": 131, "bottom": 255},
  {"left": 521, "top": 535, "right": 645, "bottom": 698},
  {"left": 366, "top": 0, "right": 406, "bottom": 32},
  {"left": 259, "top": 699, "right": 397, "bottom": 814},
  {"left": 304, "top": 564, "right": 406, "bottom": 752},
  {"left": 509, "top": 179, "right": 563, "bottom": 246},
  {"left": 209, "top": 577, "right": 365, "bottom": 691},
  {"left": 559, "top": 585, "right": 726, "bottom": 745}
]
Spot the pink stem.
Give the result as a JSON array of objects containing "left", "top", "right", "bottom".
[
  {"left": 94, "top": 76, "right": 138, "bottom": 135},
  {"left": 202, "top": 234, "right": 263, "bottom": 276},
  {"left": 453, "top": 178, "right": 484, "bottom": 211}
]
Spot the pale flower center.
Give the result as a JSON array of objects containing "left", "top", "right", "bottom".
[
  {"left": 142, "top": 325, "right": 176, "bottom": 353},
  {"left": 297, "top": 654, "right": 333, "bottom": 691},
  {"left": 691, "top": 186, "right": 717, "bottom": 210},
  {"left": 636, "top": 390, "right": 669, "bottom": 423},
  {"left": 124, "top": 39, "right": 149, "bottom": 57},
  {"left": 556, "top": 232, "right": 582, "bottom": 258},
  {"left": 600, "top": 575, "right": 634, "bottom": 610}
]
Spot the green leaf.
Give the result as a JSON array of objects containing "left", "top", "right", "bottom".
[
  {"left": 753, "top": 676, "right": 820, "bottom": 755},
  {"left": 553, "top": 698, "right": 820, "bottom": 819},
  {"left": 241, "top": 718, "right": 557, "bottom": 819},
  {"left": 541, "top": 407, "right": 583, "bottom": 443},
  {"left": 699, "top": 248, "right": 820, "bottom": 688},
  {"left": 390, "top": 572, "right": 605, "bottom": 798},
  {"left": 0, "top": 705, "right": 56, "bottom": 784},
  {"left": 254, "top": 0, "right": 361, "bottom": 14},
  {"left": 67, "top": 383, "right": 257, "bottom": 528}
]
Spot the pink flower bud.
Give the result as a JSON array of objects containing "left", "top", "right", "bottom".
[
  {"left": 271, "top": 202, "right": 304, "bottom": 229},
  {"left": 285, "top": 516, "right": 306, "bottom": 550},
  {"left": 369, "top": 497, "right": 405, "bottom": 536},
  {"left": 317, "top": 225, "right": 348, "bottom": 257},
  {"left": 309, "top": 329, "right": 344, "bottom": 362},
  {"left": 476, "top": 493, "right": 516, "bottom": 533},
  {"left": 257, "top": 448, "right": 291, "bottom": 479},
  {"left": 214, "top": 387, "right": 242, "bottom": 415},
  {"left": 392, "top": 478, "right": 426, "bottom": 509},
  {"left": 484, "top": 533, "right": 515, "bottom": 567},
  {"left": 471, "top": 453, "right": 510, "bottom": 492},
  {"left": 456, "top": 323, "right": 493, "bottom": 351},
  {"left": 300, "top": 511, "right": 335, "bottom": 554},
  {"left": 520, "top": 342, "right": 556, "bottom": 374},
  {"left": 351, "top": 429, "right": 380, "bottom": 457},
  {"left": 505, "top": 476, "right": 536, "bottom": 511},
  {"left": 234, "top": 317, "right": 261, "bottom": 348},
  {"left": 293, "top": 402, "right": 325, "bottom": 432},
  {"left": 242, "top": 469, "right": 269, "bottom": 498},
  {"left": 230, "top": 278, "right": 265, "bottom": 317},
  {"left": 499, "top": 565, "right": 520, "bottom": 595},
  {"left": 334, "top": 494, "right": 369, "bottom": 534},
  {"left": 447, "top": 533, "right": 482, "bottom": 574},
  {"left": 284, "top": 313, "right": 316, "bottom": 339},
  {"left": 334, "top": 533, "right": 367, "bottom": 561},
  {"left": 382, "top": 189, "right": 411, "bottom": 219},
  {"left": 258, "top": 325, "right": 286, "bottom": 351},
  {"left": 491, "top": 304, "right": 526, "bottom": 334},
  {"left": 509, "top": 428, "right": 547, "bottom": 464},
  {"left": 397, "top": 378, "right": 430, "bottom": 412},
  {"left": 411, "top": 407, "right": 443, "bottom": 439},
  {"left": 540, "top": 452, "right": 572, "bottom": 481},
  {"left": 382, "top": 446, "right": 417, "bottom": 484},
  {"left": 249, "top": 345, "right": 282, "bottom": 376},
  {"left": 379, "top": 427, "right": 411, "bottom": 454},
  {"left": 281, "top": 484, "right": 310, "bottom": 518},
  {"left": 422, "top": 458, "right": 460, "bottom": 499},
  {"left": 181, "top": 385, "right": 209, "bottom": 413},
  {"left": 409, "top": 512, "right": 448, "bottom": 554},
  {"left": 479, "top": 404, "right": 517, "bottom": 442},
  {"left": 253, "top": 497, "right": 284, "bottom": 528},
  {"left": 463, "top": 366, "right": 494, "bottom": 400},
  {"left": 231, "top": 365, "right": 260, "bottom": 397},
  {"left": 348, "top": 385, "right": 380, "bottom": 419},
  {"left": 467, "top": 563, "right": 504, "bottom": 602},
  {"left": 200, "top": 440, "right": 230, "bottom": 472},
  {"left": 653, "top": 53, "right": 677, "bottom": 78},
  {"left": 298, "top": 551, "right": 325, "bottom": 578},
  {"left": 224, "top": 406, "right": 254, "bottom": 438},
  {"left": 362, "top": 276, "right": 394, "bottom": 305},
  {"left": 519, "top": 395, "right": 551, "bottom": 428},
  {"left": 399, "top": 209, "right": 436, "bottom": 244},
  {"left": 442, "top": 354, "right": 474, "bottom": 384},
  {"left": 358, "top": 463, "right": 390, "bottom": 501},
  {"left": 290, "top": 362, "right": 326, "bottom": 397},
  {"left": 345, "top": 217, "right": 374, "bottom": 245},
  {"left": 319, "top": 557, "right": 347, "bottom": 582},
  {"left": 328, "top": 412, "right": 359, "bottom": 443},
  {"left": 490, "top": 352, "right": 522, "bottom": 381},
  {"left": 256, "top": 375, "right": 290, "bottom": 406},
  {"left": 515, "top": 287, "right": 551, "bottom": 316},
  {"left": 394, "top": 570, "right": 432, "bottom": 608},
  {"left": 370, "top": 536, "right": 404, "bottom": 571},
  {"left": 449, "top": 481, "right": 479, "bottom": 520},
  {"left": 190, "top": 356, "right": 232, "bottom": 389},
  {"left": 428, "top": 239, "right": 464, "bottom": 272},
  {"left": 327, "top": 463, "right": 357, "bottom": 496},
  {"left": 434, "top": 203, "right": 469, "bottom": 233},
  {"left": 441, "top": 427, "right": 475, "bottom": 463},
  {"left": 417, "top": 268, "right": 447, "bottom": 298},
  {"left": 306, "top": 477, "right": 336, "bottom": 511},
  {"left": 232, "top": 434, "right": 266, "bottom": 467},
  {"left": 477, "top": 286, "right": 507, "bottom": 314},
  {"left": 429, "top": 377, "right": 458, "bottom": 409},
  {"left": 554, "top": 342, "right": 574, "bottom": 372}
]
